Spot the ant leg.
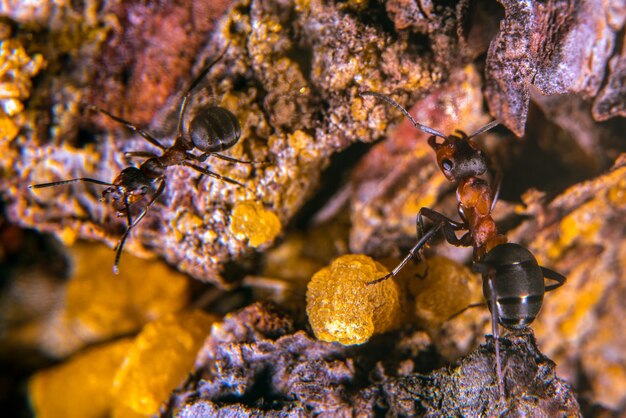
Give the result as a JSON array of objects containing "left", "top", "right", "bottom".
[
  {"left": 367, "top": 223, "right": 443, "bottom": 285},
  {"left": 414, "top": 260, "right": 429, "bottom": 279},
  {"left": 86, "top": 105, "right": 166, "bottom": 150},
  {"left": 182, "top": 161, "right": 246, "bottom": 188},
  {"left": 124, "top": 151, "right": 158, "bottom": 160},
  {"left": 113, "top": 210, "right": 146, "bottom": 275},
  {"left": 112, "top": 179, "right": 166, "bottom": 274},
  {"left": 123, "top": 195, "right": 134, "bottom": 231},
  {"left": 542, "top": 267, "right": 567, "bottom": 292},
  {"left": 205, "top": 152, "right": 269, "bottom": 165},
  {"left": 456, "top": 231, "right": 474, "bottom": 247},
  {"left": 419, "top": 207, "right": 467, "bottom": 246},
  {"left": 177, "top": 43, "right": 230, "bottom": 136},
  {"left": 447, "top": 302, "right": 486, "bottom": 321},
  {"left": 490, "top": 170, "right": 502, "bottom": 212},
  {"left": 486, "top": 267, "right": 505, "bottom": 399},
  {"left": 29, "top": 178, "right": 114, "bottom": 189},
  {"left": 188, "top": 152, "right": 261, "bottom": 165},
  {"left": 113, "top": 195, "right": 136, "bottom": 274}
]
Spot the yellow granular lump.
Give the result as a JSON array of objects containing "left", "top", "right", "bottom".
[
  {"left": 112, "top": 310, "right": 217, "bottom": 415},
  {"left": 229, "top": 200, "right": 282, "bottom": 247},
  {"left": 65, "top": 242, "right": 190, "bottom": 340},
  {"left": 28, "top": 338, "right": 133, "bottom": 418},
  {"left": 111, "top": 403, "right": 149, "bottom": 418},
  {"left": 0, "top": 38, "right": 45, "bottom": 141},
  {"left": 408, "top": 256, "right": 476, "bottom": 327},
  {"left": 306, "top": 254, "right": 403, "bottom": 345}
]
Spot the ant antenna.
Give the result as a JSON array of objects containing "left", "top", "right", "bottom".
[
  {"left": 359, "top": 91, "right": 448, "bottom": 139},
  {"left": 467, "top": 120, "right": 500, "bottom": 139}
]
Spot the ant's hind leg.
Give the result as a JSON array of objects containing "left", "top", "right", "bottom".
[
  {"left": 447, "top": 302, "right": 486, "bottom": 321},
  {"left": 486, "top": 268, "right": 506, "bottom": 399},
  {"left": 542, "top": 267, "right": 566, "bottom": 291},
  {"left": 198, "top": 152, "right": 268, "bottom": 166},
  {"left": 124, "top": 151, "right": 158, "bottom": 160},
  {"left": 85, "top": 105, "right": 166, "bottom": 150},
  {"left": 183, "top": 161, "right": 246, "bottom": 189}
]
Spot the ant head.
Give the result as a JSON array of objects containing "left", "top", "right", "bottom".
[
  {"left": 428, "top": 135, "right": 488, "bottom": 181},
  {"left": 104, "top": 167, "right": 152, "bottom": 211}
]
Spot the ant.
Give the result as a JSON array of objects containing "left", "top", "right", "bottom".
[
  {"left": 359, "top": 91, "right": 566, "bottom": 398},
  {"left": 30, "top": 45, "right": 255, "bottom": 275}
]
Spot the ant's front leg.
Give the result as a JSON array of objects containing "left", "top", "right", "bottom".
[
  {"left": 369, "top": 208, "right": 468, "bottom": 286},
  {"left": 367, "top": 223, "right": 443, "bottom": 285},
  {"left": 113, "top": 178, "right": 166, "bottom": 274},
  {"left": 124, "top": 151, "right": 158, "bottom": 161},
  {"left": 418, "top": 207, "right": 467, "bottom": 247}
]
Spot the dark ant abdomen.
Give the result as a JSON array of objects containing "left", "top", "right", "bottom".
[
  {"left": 481, "top": 243, "right": 545, "bottom": 329},
  {"left": 189, "top": 106, "right": 241, "bottom": 152}
]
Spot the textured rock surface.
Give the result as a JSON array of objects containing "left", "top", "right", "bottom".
[
  {"left": 510, "top": 156, "right": 626, "bottom": 411},
  {"left": 168, "top": 303, "right": 581, "bottom": 417},
  {"left": 1, "top": 0, "right": 625, "bottom": 416},
  {"left": 485, "top": 0, "right": 626, "bottom": 135},
  {"left": 3, "top": 0, "right": 623, "bottom": 287}
]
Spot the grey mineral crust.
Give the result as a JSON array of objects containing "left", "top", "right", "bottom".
[{"left": 167, "top": 303, "right": 581, "bottom": 417}]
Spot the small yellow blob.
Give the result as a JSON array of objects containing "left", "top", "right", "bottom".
[
  {"left": 65, "top": 242, "right": 190, "bottom": 340},
  {"left": 408, "top": 256, "right": 476, "bottom": 327},
  {"left": 58, "top": 225, "right": 79, "bottom": 245},
  {"left": 558, "top": 201, "right": 601, "bottom": 250},
  {"left": 0, "top": 38, "right": 44, "bottom": 143},
  {"left": 607, "top": 178, "right": 626, "bottom": 206},
  {"left": 172, "top": 210, "right": 204, "bottom": 242},
  {"left": 287, "top": 130, "right": 317, "bottom": 161},
  {"left": 0, "top": 112, "right": 19, "bottom": 141},
  {"left": 111, "top": 403, "right": 150, "bottom": 418},
  {"left": 351, "top": 98, "right": 369, "bottom": 122},
  {"left": 29, "top": 338, "right": 133, "bottom": 418},
  {"left": 306, "top": 254, "right": 403, "bottom": 345},
  {"left": 112, "top": 310, "right": 217, "bottom": 415},
  {"left": 229, "top": 200, "right": 282, "bottom": 247},
  {"left": 294, "top": 0, "right": 311, "bottom": 13}
]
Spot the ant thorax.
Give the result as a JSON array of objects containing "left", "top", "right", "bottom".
[{"left": 457, "top": 177, "right": 507, "bottom": 259}]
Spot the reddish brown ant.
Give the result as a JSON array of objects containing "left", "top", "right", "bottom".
[
  {"left": 30, "top": 45, "right": 255, "bottom": 274},
  {"left": 360, "top": 91, "right": 566, "bottom": 398}
]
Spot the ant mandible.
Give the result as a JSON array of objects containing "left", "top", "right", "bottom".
[
  {"left": 359, "top": 91, "right": 566, "bottom": 398},
  {"left": 30, "top": 45, "right": 253, "bottom": 275}
]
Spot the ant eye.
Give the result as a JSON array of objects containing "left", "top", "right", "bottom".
[{"left": 442, "top": 159, "right": 453, "bottom": 172}]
